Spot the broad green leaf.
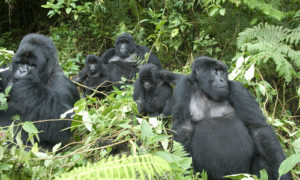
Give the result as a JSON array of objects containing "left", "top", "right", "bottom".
[
  {"left": 66, "top": 7, "right": 72, "bottom": 14},
  {"left": 224, "top": 173, "right": 254, "bottom": 179},
  {"left": 22, "top": 121, "right": 39, "bottom": 134},
  {"left": 141, "top": 120, "right": 154, "bottom": 141},
  {"left": 259, "top": 169, "right": 268, "bottom": 180},
  {"left": 209, "top": 7, "right": 219, "bottom": 17},
  {"left": 258, "top": 84, "right": 266, "bottom": 96},
  {"left": 74, "top": 14, "right": 78, "bottom": 20},
  {"left": 279, "top": 154, "right": 300, "bottom": 177},
  {"left": 4, "top": 86, "right": 11, "bottom": 95},
  {"left": 219, "top": 8, "right": 226, "bottom": 16},
  {"left": 0, "top": 163, "right": 13, "bottom": 171},
  {"left": 52, "top": 143, "right": 62, "bottom": 153},
  {"left": 171, "top": 28, "right": 179, "bottom": 38}
]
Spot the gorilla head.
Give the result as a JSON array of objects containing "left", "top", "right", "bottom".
[
  {"left": 12, "top": 34, "right": 60, "bottom": 83},
  {"left": 115, "top": 33, "right": 136, "bottom": 58},
  {"left": 85, "top": 54, "right": 102, "bottom": 75},
  {"left": 192, "top": 57, "right": 229, "bottom": 101},
  {"left": 138, "top": 64, "right": 160, "bottom": 92}
]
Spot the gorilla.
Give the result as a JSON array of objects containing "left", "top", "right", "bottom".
[
  {"left": 0, "top": 33, "right": 80, "bottom": 151},
  {"left": 171, "top": 56, "right": 292, "bottom": 180},
  {"left": 133, "top": 64, "right": 173, "bottom": 116},
  {"left": 100, "top": 33, "right": 162, "bottom": 84},
  {"left": 74, "top": 54, "right": 111, "bottom": 98}
]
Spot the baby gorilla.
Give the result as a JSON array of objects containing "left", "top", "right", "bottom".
[
  {"left": 75, "top": 54, "right": 111, "bottom": 98},
  {"left": 172, "top": 56, "right": 292, "bottom": 180},
  {"left": 133, "top": 64, "right": 173, "bottom": 116}
]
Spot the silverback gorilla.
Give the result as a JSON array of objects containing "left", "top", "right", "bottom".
[
  {"left": 0, "top": 33, "right": 80, "bottom": 151},
  {"left": 133, "top": 64, "right": 173, "bottom": 116},
  {"left": 171, "top": 56, "right": 292, "bottom": 179},
  {"left": 100, "top": 33, "right": 161, "bottom": 84}
]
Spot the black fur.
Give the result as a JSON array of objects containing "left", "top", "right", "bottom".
[
  {"left": 100, "top": 33, "right": 161, "bottom": 84},
  {"left": 133, "top": 64, "right": 173, "bottom": 116},
  {"left": 159, "top": 70, "right": 183, "bottom": 85},
  {"left": 75, "top": 54, "right": 111, "bottom": 98},
  {"left": 171, "top": 56, "right": 292, "bottom": 180},
  {"left": 0, "top": 33, "right": 80, "bottom": 151}
]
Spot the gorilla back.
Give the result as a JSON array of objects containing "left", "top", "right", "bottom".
[{"left": 0, "top": 33, "right": 80, "bottom": 151}]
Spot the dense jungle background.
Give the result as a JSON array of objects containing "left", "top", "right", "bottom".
[{"left": 0, "top": 0, "right": 299, "bottom": 179}]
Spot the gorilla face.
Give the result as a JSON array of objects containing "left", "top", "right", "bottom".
[
  {"left": 12, "top": 47, "right": 46, "bottom": 83},
  {"left": 115, "top": 33, "right": 136, "bottom": 58},
  {"left": 139, "top": 64, "right": 160, "bottom": 92},
  {"left": 86, "top": 55, "right": 102, "bottom": 75},
  {"left": 142, "top": 77, "right": 153, "bottom": 91},
  {"left": 192, "top": 57, "right": 228, "bottom": 102},
  {"left": 12, "top": 34, "right": 59, "bottom": 84}
]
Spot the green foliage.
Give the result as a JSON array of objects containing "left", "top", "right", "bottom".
[
  {"left": 0, "top": 48, "right": 13, "bottom": 66},
  {"left": 0, "top": 86, "right": 11, "bottom": 111},
  {"left": 237, "top": 23, "right": 300, "bottom": 83},
  {"left": 0, "top": 49, "right": 13, "bottom": 111},
  {"left": 56, "top": 154, "right": 170, "bottom": 180},
  {"left": 279, "top": 154, "right": 300, "bottom": 178},
  {"left": 234, "top": 0, "right": 284, "bottom": 21}
]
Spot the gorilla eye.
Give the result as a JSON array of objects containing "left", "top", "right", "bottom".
[{"left": 212, "top": 69, "right": 217, "bottom": 74}]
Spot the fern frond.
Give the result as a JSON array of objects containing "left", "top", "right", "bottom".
[
  {"left": 285, "top": 27, "right": 300, "bottom": 45},
  {"left": 241, "top": 0, "right": 284, "bottom": 20},
  {"left": 287, "top": 49, "right": 300, "bottom": 68},
  {"left": 271, "top": 52, "right": 295, "bottom": 83},
  {"left": 237, "top": 24, "right": 287, "bottom": 49},
  {"left": 237, "top": 23, "right": 299, "bottom": 82},
  {"left": 172, "top": 141, "right": 189, "bottom": 158},
  {"left": 56, "top": 154, "right": 170, "bottom": 180}
]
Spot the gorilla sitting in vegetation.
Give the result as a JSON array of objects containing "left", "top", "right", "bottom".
[
  {"left": 133, "top": 64, "right": 173, "bottom": 117},
  {"left": 171, "top": 56, "right": 292, "bottom": 180},
  {"left": 73, "top": 54, "right": 111, "bottom": 98},
  {"left": 0, "top": 33, "right": 80, "bottom": 151},
  {"left": 100, "top": 33, "right": 161, "bottom": 84}
]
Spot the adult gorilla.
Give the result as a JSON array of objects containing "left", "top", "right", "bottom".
[
  {"left": 100, "top": 33, "right": 161, "bottom": 83},
  {"left": 133, "top": 64, "right": 173, "bottom": 116},
  {"left": 172, "top": 56, "right": 292, "bottom": 180},
  {"left": 0, "top": 33, "right": 80, "bottom": 151},
  {"left": 73, "top": 54, "right": 111, "bottom": 98}
]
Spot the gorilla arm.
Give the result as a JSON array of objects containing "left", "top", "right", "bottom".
[
  {"left": 133, "top": 78, "right": 145, "bottom": 115},
  {"left": 159, "top": 70, "right": 183, "bottom": 85},
  {"left": 171, "top": 75, "right": 195, "bottom": 153},
  {"left": 100, "top": 48, "right": 116, "bottom": 64},
  {"left": 228, "top": 81, "right": 292, "bottom": 180}
]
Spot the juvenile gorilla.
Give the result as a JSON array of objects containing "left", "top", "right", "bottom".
[
  {"left": 172, "top": 56, "right": 292, "bottom": 180},
  {"left": 0, "top": 33, "right": 80, "bottom": 150},
  {"left": 100, "top": 33, "right": 161, "bottom": 83},
  {"left": 133, "top": 64, "right": 173, "bottom": 116},
  {"left": 74, "top": 54, "right": 111, "bottom": 98}
]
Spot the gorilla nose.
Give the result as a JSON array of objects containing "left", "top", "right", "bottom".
[{"left": 120, "top": 47, "right": 126, "bottom": 53}]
